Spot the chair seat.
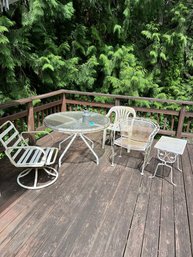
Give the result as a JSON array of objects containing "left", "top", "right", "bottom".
[
  {"left": 7, "top": 147, "right": 58, "bottom": 168},
  {"left": 114, "top": 137, "right": 148, "bottom": 151}
]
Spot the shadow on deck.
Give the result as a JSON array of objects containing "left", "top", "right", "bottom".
[{"left": 0, "top": 132, "right": 193, "bottom": 257}]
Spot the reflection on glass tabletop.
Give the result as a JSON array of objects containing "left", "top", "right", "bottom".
[{"left": 44, "top": 111, "right": 110, "bottom": 133}]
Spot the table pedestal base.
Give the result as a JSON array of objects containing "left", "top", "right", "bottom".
[{"left": 58, "top": 133, "right": 99, "bottom": 167}]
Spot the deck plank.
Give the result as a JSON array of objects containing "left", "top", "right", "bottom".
[
  {"left": 87, "top": 168, "right": 141, "bottom": 257},
  {"left": 50, "top": 159, "right": 124, "bottom": 257},
  {"left": 158, "top": 171, "right": 175, "bottom": 257},
  {"left": 0, "top": 153, "right": 99, "bottom": 255},
  {"left": 173, "top": 154, "right": 192, "bottom": 257},
  {"left": 181, "top": 144, "right": 193, "bottom": 255},
  {"left": 141, "top": 176, "right": 162, "bottom": 257},
  {"left": 0, "top": 134, "right": 193, "bottom": 257},
  {"left": 124, "top": 176, "right": 152, "bottom": 257}
]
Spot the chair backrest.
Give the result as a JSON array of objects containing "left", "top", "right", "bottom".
[
  {"left": 131, "top": 118, "right": 159, "bottom": 144},
  {"left": 107, "top": 106, "right": 136, "bottom": 124},
  {"left": 117, "top": 117, "right": 159, "bottom": 152},
  {"left": 0, "top": 121, "right": 27, "bottom": 150}
]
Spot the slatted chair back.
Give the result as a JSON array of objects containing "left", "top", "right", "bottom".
[{"left": 0, "top": 121, "right": 27, "bottom": 150}]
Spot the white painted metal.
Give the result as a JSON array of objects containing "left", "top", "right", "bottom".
[
  {"left": 150, "top": 136, "right": 187, "bottom": 186},
  {"left": 111, "top": 117, "right": 159, "bottom": 175},
  {"left": 58, "top": 133, "right": 77, "bottom": 167},
  {"left": 0, "top": 121, "right": 59, "bottom": 189},
  {"left": 102, "top": 106, "right": 136, "bottom": 149},
  {"left": 80, "top": 134, "right": 99, "bottom": 164},
  {"left": 0, "top": 0, "right": 19, "bottom": 11},
  {"left": 58, "top": 133, "right": 99, "bottom": 167},
  {"left": 44, "top": 111, "right": 110, "bottom": 167}
]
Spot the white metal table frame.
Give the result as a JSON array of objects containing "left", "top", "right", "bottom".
[
  {"left": 150, "top": 136, "right": 187, "bottom": 186},
  {"left": 44, "top": 111, "right": 110, "bottom": 167}
]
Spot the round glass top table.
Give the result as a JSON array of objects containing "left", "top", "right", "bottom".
[{"left": 44, "top": 111, "right": 110, "bottom": 167}]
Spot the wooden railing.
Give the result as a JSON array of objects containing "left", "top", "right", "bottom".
[{"left": 0, "top": 89, "right": 193, "bottom": 139}]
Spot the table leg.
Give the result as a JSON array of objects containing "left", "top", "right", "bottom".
[
  {"left": 59, "top": 134, "right": 75, "bottom": 150},
  {"left": 82, "top": 134, "right": 94, "bottom": 148},
  {"left": 59, "top": 133, "right": 77, "bottom": 167},
  {"left": 59, "top": 133, "right": 99, "bottom": 167},
  {"left": 79, "top": 134, "right": 99, "bottom": 165}
]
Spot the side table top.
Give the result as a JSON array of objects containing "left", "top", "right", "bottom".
[{"left": 154, "top": 136, "right": 187, "bottom": 155}]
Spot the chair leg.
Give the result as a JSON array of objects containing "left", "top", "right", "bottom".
[
  {"left": 111, "top": 144, "right": 115, "bottom": 166},
  {"left": 141, "top": 162, "right": 145, "bottom": 176},
  {"left": 102, "top": 129, "right": 107, "bottom": 149},
  {"left": 110, "top": 130, "right": 116, "bottom": 166},
  {"left": 140, "top": 147, "right": 151, "bottom": 175},
  {"left": 17, "top": 167, "right": 59, "bottom": 190},
  {"left": 34, "top": 168, "right": 38, "bottom": 188}
]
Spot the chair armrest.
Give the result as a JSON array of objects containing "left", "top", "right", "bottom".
[{"left": 21, "top": 130, "right": 54, "bottom": 142}]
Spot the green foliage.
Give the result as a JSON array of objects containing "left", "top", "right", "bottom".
[
  {"left": 0, "top": 0, "right": 193, "bottom": 105},
  {"left": 98, "top": 45, "right": 160, "bottom": 98}
]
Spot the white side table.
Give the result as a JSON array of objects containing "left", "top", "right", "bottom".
[{"left": 150, "top": 136, "right": 187, "bottom": 186}]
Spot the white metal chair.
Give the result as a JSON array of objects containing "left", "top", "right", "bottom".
[
  {"left": 111, "top": 117, "right": 159, "bottom": 175},
  {"left": 102, "top": 106, "right": 136, "bottom": 149},
  {"left": 0, "top": 120, "right": 59, "bottom": 189}
]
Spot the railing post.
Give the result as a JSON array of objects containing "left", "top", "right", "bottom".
[
  {"left": 176, "top": 105, "right": 186, "bottom": 138},
  {"left": 27, "top": 101, "right": 35, "bottom": 131},
  {"left": 61, "top": 93, "right": 67, "bottom": 112},
  {"left": 27, "top": 100, "right": 35, "bottom": 144},
  {"left": 115, "top": 98, "right": 120, "bottom": 106}
]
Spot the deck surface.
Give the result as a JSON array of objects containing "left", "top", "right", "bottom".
[{"left": 0, "top": 132, "right": 193, "bottom": 257}]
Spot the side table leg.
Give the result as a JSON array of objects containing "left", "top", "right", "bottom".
[
  {"left": 166, "top": 163, "right": 176, "bottom": 186},
  {"left": 150, "top": 162, "right": 176, "bottom": 186},
  {"left": 176, "top": 155, "right": 182, "bottom": 172},
  {"left": 149, "top": 162, "right": 162, "bottom": 178}
]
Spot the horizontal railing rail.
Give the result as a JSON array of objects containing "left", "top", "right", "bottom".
[{"left": 0, "top": 89, "right": 193, "bottom": 140}]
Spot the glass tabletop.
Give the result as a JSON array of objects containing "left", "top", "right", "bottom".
[{"left": 44, "top": 111, "right": 110, "bottom": 134}]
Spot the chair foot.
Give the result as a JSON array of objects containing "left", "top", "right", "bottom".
[{"left": 17, "top": 167, "right": 59, "bottom": 190}]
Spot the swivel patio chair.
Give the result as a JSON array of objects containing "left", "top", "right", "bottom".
[
  {"left": 111, "top": 117, "right": 159, "bottom": 175},
  {"left": 102, "top": 106, "right": 136, "bottom": 149},
  {"left": 0, "top": 120, "right": 59, "bottom": 189}
]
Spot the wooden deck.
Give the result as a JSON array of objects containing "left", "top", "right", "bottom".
[{"left": 0, "top": 132, "right": 193, "bottom": 257}]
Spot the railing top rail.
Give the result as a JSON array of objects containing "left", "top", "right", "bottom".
[
  {"left": 0, "top": 90, "right": 64, "bottom": 109},
  {"left": 1, "top": 89, "right": 193, "bottom": 110},
  {"left": 61, "top": 90, "right": 193, "bottom": 105}
]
